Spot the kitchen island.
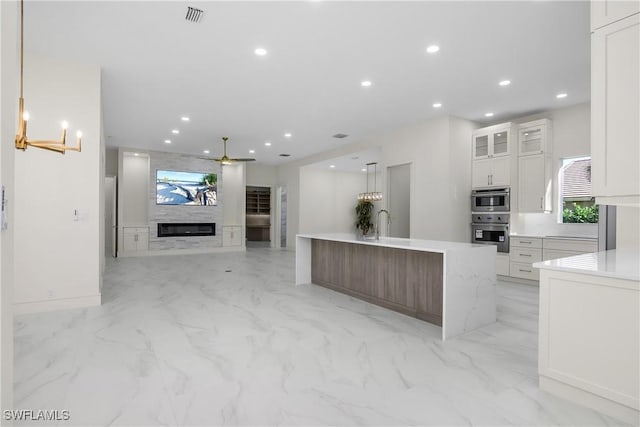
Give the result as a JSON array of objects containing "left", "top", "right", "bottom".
[
  {"left": 296, "top": 233, "right": 497, "bottom": 340},
  {"left": 534, "top": 250, "right": 640, "bottom": 424}
]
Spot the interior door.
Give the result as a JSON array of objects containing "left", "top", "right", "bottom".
[
  {"left": 104, "top": 176, "right": 117, "bottom": 257},
  {"left": 387, "top": 163, "right": 411, "bottom": 238}
]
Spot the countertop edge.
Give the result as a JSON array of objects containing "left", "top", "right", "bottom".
[{"left": 297, "top": 233, "right": 496, "bottom": 254}]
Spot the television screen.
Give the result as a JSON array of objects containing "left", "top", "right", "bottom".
[{"left": 156, "top": 170, "right": 217, "bottom": 206}]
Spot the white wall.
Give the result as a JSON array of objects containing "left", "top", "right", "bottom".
[
  {"left": 510, "top": 103, "right": 599, "bottom": 237},
  {"left": 0, "top": 0, "right": 17, "bottom": 413},
  {"left": 299, "top": 168, "right": 363, "bottom": 234},
  {"left": 13, "top": 54, "right": 102, "bottom": 314},
  {"left": 246, "top": 163, "right": 277, "bottom": 187},
  {"left": 278, "top": 115, "right": 475, "bottom": 247}
]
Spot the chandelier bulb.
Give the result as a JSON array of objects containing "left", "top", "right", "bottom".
[
  {"left": 61, "top": 120, "right": 69, "bottom": 130},
  {"left": 76, "top": 131, "right": 83, "bottom": 138},
  {"left": 22, "top": 111, "right": 30, "bottom": 121}
]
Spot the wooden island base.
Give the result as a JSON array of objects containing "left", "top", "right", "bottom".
[{"left": 311, "top": 239, "right": 444, "bottom": 326}]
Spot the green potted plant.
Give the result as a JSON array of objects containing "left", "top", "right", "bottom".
[{"left": 355, "top": 200, "right": 374, "bottom": 237}]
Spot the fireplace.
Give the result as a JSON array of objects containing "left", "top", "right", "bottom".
[{"left": 157, "top": 223, "right": 216, "bottom": 237}]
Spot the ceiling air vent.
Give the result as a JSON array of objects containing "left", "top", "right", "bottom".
[
  {"left": 332, "top": 133, "right": 348, "bottom": 139},
  {"left": 279, "top": 154, "right": 291, "bottom": 157},
  {"left": 185, "top": 7, "right": 204, "bottom": 23}
]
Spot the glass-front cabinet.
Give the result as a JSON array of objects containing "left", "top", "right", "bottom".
[
  {"left": 518, "top": 119, "right": 550, "bottom": 156},
  {"left": 472, "top": 124, "right": 512, "bottom": 160}
]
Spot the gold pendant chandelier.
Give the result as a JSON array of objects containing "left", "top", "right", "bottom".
[
  {"left": 358, "top": 162, "right": 382, "bottom": 202},
  {"left": 14, "top": 0, "right": 82, "bottom": 154}
]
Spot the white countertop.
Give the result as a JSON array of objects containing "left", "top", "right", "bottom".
[
  {"left": 533, "top": 249, "right": 640, "bottom": 282},
  {"left": 297, "top": 233, "right": 495, "bottom": 254}
]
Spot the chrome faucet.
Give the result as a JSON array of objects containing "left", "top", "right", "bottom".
[{"left": 376, "top": 209, "right": 391, "bottom": 240}]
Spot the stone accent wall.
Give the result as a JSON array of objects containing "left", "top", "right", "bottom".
[{"left": 148, "top": 150, "right": 223, "bottom": 251}]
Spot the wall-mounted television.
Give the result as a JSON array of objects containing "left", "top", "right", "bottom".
[{"left": 156, "top": 170, "right": 217, "bottom": 206}]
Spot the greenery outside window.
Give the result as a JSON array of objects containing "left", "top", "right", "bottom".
[{"left": 559, "top": 157, "right": 598, "bottom": 224}]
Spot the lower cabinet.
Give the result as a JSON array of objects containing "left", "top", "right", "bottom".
[
  {"left": 496, "top": 253, "right": 510, "bottom": 276},
  {"left": 122, "top": 226, "right": 149, "bottom": 252},
  {"left": 538, "top": 268, "right": 639, "bottom": 423},
  {"left": 310, "top": 239, "right": 444, "bottom": 326},
  {"left": 222, "top": 225, "right": 242, "bottom": 247},
  {"left": 510, "top": 237, "right": 542, "bottom": 280},
  {"left": 508, "top": 236, "right": 598, "bottom": 281}
]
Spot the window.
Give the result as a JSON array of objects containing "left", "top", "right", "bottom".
[{"left": 558, "top": 157, "right": 598, "bottom": 224}]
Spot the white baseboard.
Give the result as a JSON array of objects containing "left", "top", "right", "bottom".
[
  {"left": 118, "top": 246, "right": 246, "bottom": 258},
  {"left": 14, "top": 294, "right": 101, "bottom": 315},
  {"left": 540, "top": 376, "right": 640, "bottom": 425}
]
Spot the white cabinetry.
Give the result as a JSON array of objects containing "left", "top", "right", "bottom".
[
  {"left": 223, "top": 225, "right": 243, "bottom": 247},
  {"left": 517, "top": 119, "right": 552, "bottom": 213},
  {"left": 591, "top": 0, "right": 640, "bottom": 30},
  {"left": 472, "top": 123, "right": 514, "bottom": 189},
  {"left": 537, "top": 260, "right": 639, "bottom": 424},
  {"left": 542, "top": 237, "right": 598, "bottom": 260},
  {"left": 122, "top": 226, "right": 149, "bottom": 252},
  {"left": 591, "top": 11, "right": 640, "bottom": 206},
  {"left": 496, "top": 253, "right": 510, "bottom": 276},
  {"left": 509, "top": 237, "right": 542, "bottom": 281}
]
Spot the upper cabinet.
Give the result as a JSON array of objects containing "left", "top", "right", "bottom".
[
  {"left": 591, "top": 0, "right": 640, "bottom": 31},
  {"left": 591, "top": 10, "right": 639, "bottom": 206},
  {"left": 473, "top": 124, "right": 512, "bottom": 160},
  {"left": 517, "top": 119, "right": 553, "bottom": 213},
  {"left": 472, "top": 123, "right": 515, "bottom": 189},
  {"left": 518, "top": 119, "right": 551, "bottom": 156}
]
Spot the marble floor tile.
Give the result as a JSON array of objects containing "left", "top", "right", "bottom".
[{"left": 13, "top": 248, "right": 628, "bottom": 426}]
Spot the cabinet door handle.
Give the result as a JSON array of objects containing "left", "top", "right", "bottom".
[
  {"left": 134, "top": 234, "right": 138, "bottom": 242},
  {"left": 520, "top": 241, "right": 532, "bottom": 244},
  {"left": 519, "top": 253, "right": 532, "bottom": 257},
  {"left": 488, "top": 175, "right": 490, "bottom": 185},
  {"left": 519, "top": 269, "right": 532, "bottom": 273},
  {"left": 540, "top": 197, "right": 543, "bottom": 209}
]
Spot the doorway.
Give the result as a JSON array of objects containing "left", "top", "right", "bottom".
[
  {"left": 246, "top": 186, "right": 271, "bottom": 247},
  {"left": 387, "top": 163, "right": 410, "bottom": 238},
  {"left": 105, "top": 176, "right": 117, "bottom": 257},
  {"left": 280, "top": 186, "right": 287, "bottom": 248}
]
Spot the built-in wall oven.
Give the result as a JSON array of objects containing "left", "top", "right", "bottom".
[
  {"left": 471, "top": 188, "right": 510, "bottom": 212},
  {"left": 471, "top": 213, "right": 510, "bottom": 253}
]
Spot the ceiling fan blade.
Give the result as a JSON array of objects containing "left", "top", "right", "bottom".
[{"left": 229, "top": 158, "right": 256, "bottom": 162}]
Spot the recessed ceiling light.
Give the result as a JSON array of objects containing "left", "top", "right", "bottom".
[
  {"left": 284, "top": 133, "right": 292, "bottom": 138},
  {"left": 164, "top": 139, "right": 171, "bottom": 144},
  {"left": 254, "top": 48, "right": 267, "bottom": 56},
  {"left": 361, "top": 80, "right": 372, "bottom": 87},
  {"left": 556, "top": 92, "right": 568, "bottom": 99},
  {"left": 426, "top": 45, "right": 440, "bottom": 54},
  {"left": 171, "top": 129, "right": 179, "bottom": 134},
  {"left": 203, "top": 150, "right": 210, "bottom": 154},
  {"left": 485, "top": 112, "right": 494, "bottom": 117},
  {"left": 181, "top": 116, "right": 190, "bottom": 122},
  {"left": 499, "top": 80, "right": 511, "bottom": 86},
  {"left": 134, "top": 153, "right": 139, "bottom": 156},
  {"left": 433, "top": 102, "right": 442, "bottom": 108},
  {"left": 249, "top": 149, "right": 255, "bottom": 154},
  {"left": 330, "top": 165, "right": 336, "bottom": 168},
  {"left": 265, "top": 142, "right": 272, "bottom": 146},
  {"left": 361, "top": 168, "right": 367, "bottom": 172}
]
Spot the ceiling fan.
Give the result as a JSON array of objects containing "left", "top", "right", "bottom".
[{"left": 212, "top": 137, "right": 256, "bottom": 164}]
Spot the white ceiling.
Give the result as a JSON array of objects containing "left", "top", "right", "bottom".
[
  {"left": 305, "top": 148, "right": 381, "bottom": 173},
  {"left": 24, "top": 1, "right": 590, "bottom": 166}
]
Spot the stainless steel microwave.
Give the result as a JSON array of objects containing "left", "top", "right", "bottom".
[{"left": 471, "top": 188, "right": 510, "bottom": 213}]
